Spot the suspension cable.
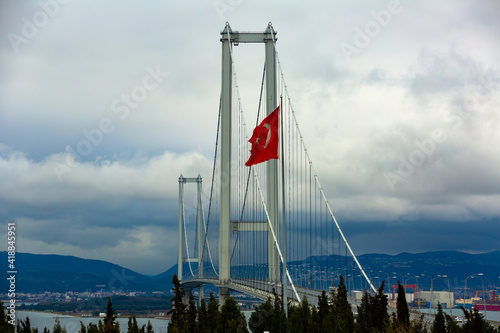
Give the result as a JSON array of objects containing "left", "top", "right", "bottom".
[
  {"left": 183, "top": 200, "right": 195, "bottom": 277},
  {"left": 269, "top": 31, "right": 376, "bottom": 293},
  {"left": 200, "top": 93, "right": 222, "bottom": 277},
  {"left": 201, "top": 197, "right": 219, "bottom": 277}
]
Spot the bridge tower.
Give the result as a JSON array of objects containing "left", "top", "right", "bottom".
[
  {"left": 219, "top": 22, "right": 280, "bottom": 304},
  {"left": 178, "top": 174, "right": 204, "bottom": 302}
]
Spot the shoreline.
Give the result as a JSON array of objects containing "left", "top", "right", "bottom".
[{"left": 18, "top": 309, "right": 170, "bottom": 320}]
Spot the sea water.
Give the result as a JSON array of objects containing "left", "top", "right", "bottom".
[{"left": 17, "top": 311, "right": 169, "bottom": 332}]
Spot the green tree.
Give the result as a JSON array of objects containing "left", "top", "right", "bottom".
[
  {"left": 317, "top": 290, "right": 330, "bottom": 331},
  {"left": 272, "top": 290, "right": 286, "bottom": 333},
  {"left": 103, "top": 298, "right": 119, "bottom": 333},
  {"left": 396, "top": 281, "right": 409, "bottom": 329},
  {"left": 79, "top": 321, "right": 87, "bottom": 333},
  {"left": 332, "top": 275, "right": 354, "bottom": 333},
  {"left": 461, "top": 307, "right": 497, "bottom": 333},
  {"left": 187, "top": 293, "right": 198, "bottom": 333},
  {"left": 432, "top": 302, "right": 446, "bottom": 333},
  {"left": 87, "top": 323, "right": 99, "bottom": 333},
  {"left": 249, "top": 290, "right": 285, "bottom": 333},
  {"left": 249, "top": 297, "right": 273, "bottom": 333},
  {"left": 21, "top": 316, "right": 32, "bottom": 333},
  {"left": 355, "top": 291, "right": 373, "bottom": 333},
  {"left": 373, "top": 281, "right": 389, "bottom": 332},
  {"left": 309, "top": 306, "right": 321, "bottom": 333},
  {"left": 206, "top": 292, "right": 219, "bottom": 333},
  {"left": 215, "top": 297, "right": 248, "bottom": 333},
  {"left": 0, "top": 301, "right": 15, "bottom": 333},
  {"left": 167, "top": 274, "right": 188, "bottom": 333},
  {"left": 197, "top": 298, "right": 208, "bottom": 333},
  {"left": 145, "top": 321, "right": 154, "bottom": 333},
  {"left": 53, "top": 318, "right": 67, "bottom": 333},
  {"left": 409, "top": 314, "right": 427, "bottom": 333},
  {"left": 444, "top": 312, "right": 461, "bottom": 333},
  {"left": 288, "top": 296, "right": 311, "bottom": 333},
  {"left": 127, "top": 315, "right": 139, "bottom": 333}
]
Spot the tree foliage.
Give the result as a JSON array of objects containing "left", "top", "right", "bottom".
[
  {"left": 187, "top": 294, "right": 198, "bottom": 333},
  {"left": 215, "top": 297, "right": 248, "bottom": 333},
  {"left": 103, "top": 298, "right": 120, "bottom": 333},
  {"left": 197, "top": 298, "right": 208, "bottom": 333},
  {"left": 167, "top": 274, "right": 188, "bottom": 333},
  {"left": 355, "top": 280, "right": 389, "bottom": 333},
  {"left": 206, "top": 292, "right": 219, "bottom": 333},
  {"left": 0, "top": 302, "right": 14, "bottom": 333},
  {"left": 396, "top": 281, "right": 410, "bottom": 329},
  {"left": 248, "top": 289, "right": 286, "bottom": 333},
  {"left": 432, "top": 302, "right": 446, "bottom": 333}
]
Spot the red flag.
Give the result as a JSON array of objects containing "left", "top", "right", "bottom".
[{"left": 245, "top": 106, "right": 279, "bottom": 166}]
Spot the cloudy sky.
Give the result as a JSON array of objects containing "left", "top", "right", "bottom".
[{"left": 1, "top": 1, "right": 499, "bottom": 275}]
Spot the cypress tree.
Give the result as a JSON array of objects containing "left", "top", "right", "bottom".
[
  {"left": 127, "top": 315, "right": 139, "bottom": 333},
  {"left": 287, "top": 296, "right": 311, "bottom": 333},
  {"left": 396, "top": 281, "right": 409, "bottom": 329},
  {"left": 187, "top": 293, "right": 198, "bottom": 333},
  {"left": 79, "top": 321, "right": 87, "bottom": 333},
  {"left": 461, "top": 307, "right": 496, "bottom": 333},
  {"left": 53, "top": 318, "right": 67, "bottom": 333},
  {"left": 167, "top": 274, "right": 188, "bottom": 333},
  {"left": 444, "top": 312, "right": 461, "bottom": 333},
  {"left": 103, "top": 298, "right": 119, "bottom": 333},
  {"left": 87, "top": 323, "right": 98, "bottom": 333},
  {"left": 355, "top": 291, "right": 373, "bottom": 333},
  {"left": 249, "top": 297, "right": 273, "bottom": 333},
  {"left": 333, "top": 275, "right": 354, "bottom": 333},
  {"left": 0, "top": 301, "right": 14, "bottom": 333},
  {"left": 432, "top": 302, "right": 446, "bottom": 333},
  {"left": 21, "top": 316, "right": 32, "bottom": 333},
  {"left": 317, "top": 290, "right": 330, "bottom": 330},
  {"left": 197, "top": 298, "right": 208, "bottom": 333},
  {"left": 372, "top": 280, "right": 389, "bottom": 332},
  {"left": 309, "top": 306, "right": 321, "bottom": 333},
  {"left": 272, "top": 290, "right": 286, "bottom": 333},
  {"left": 16, "top": 320, "right": 22, "bottom": 333},
  {"left": 145, "top": 320, "right": 154, "bottom": 333},
  {"left": 206, "top": 292, "right": 219, "bottom": 333},
  {"left": 215, "top": 297, "right": 248, "bottom": 333}
]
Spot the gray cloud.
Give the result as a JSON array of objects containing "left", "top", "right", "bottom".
[{"left": 1, "top": 1, "right": 499, "bottom": 274}]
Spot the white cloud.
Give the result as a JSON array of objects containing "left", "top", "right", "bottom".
[{"left": 1, "top": 0, "right": 499, "bottom": 273}]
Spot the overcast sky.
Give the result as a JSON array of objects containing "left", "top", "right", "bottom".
[{"left": 1, "top": 1, "right": 499, "bottom": 275}]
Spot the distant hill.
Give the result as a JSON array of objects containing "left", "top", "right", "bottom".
[
  {"left": 311, "top": 250, "right": 500, "bottom": 291},
  {"left": 1, "top": 251, "right": 499, "bottom": 293},
  {"left": 0, "top": 252, "right": 168, "bottom": 293}
]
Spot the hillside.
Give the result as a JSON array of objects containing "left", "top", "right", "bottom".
[
  {"left": 0, "top": 252, "right": 168, "bottom": 293},
  {"left": 1, "top": 251, "right": 499, "bottom": 293}
]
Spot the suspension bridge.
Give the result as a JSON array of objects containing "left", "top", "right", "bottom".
[{"left": 177, "top": 22, "right": 376, "bottom": 309}]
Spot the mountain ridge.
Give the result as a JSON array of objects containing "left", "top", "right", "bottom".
[{"left": 1, "top": 250, "right": 498, "bottom": 293}]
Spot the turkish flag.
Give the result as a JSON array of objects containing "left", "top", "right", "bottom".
[{"left": 245, "top": 106, "right": 279, "bottom": 166}]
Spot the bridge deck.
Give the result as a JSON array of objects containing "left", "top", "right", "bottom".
[{"left": 181, "top": 277, "right": 329, "bottom": 306}]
